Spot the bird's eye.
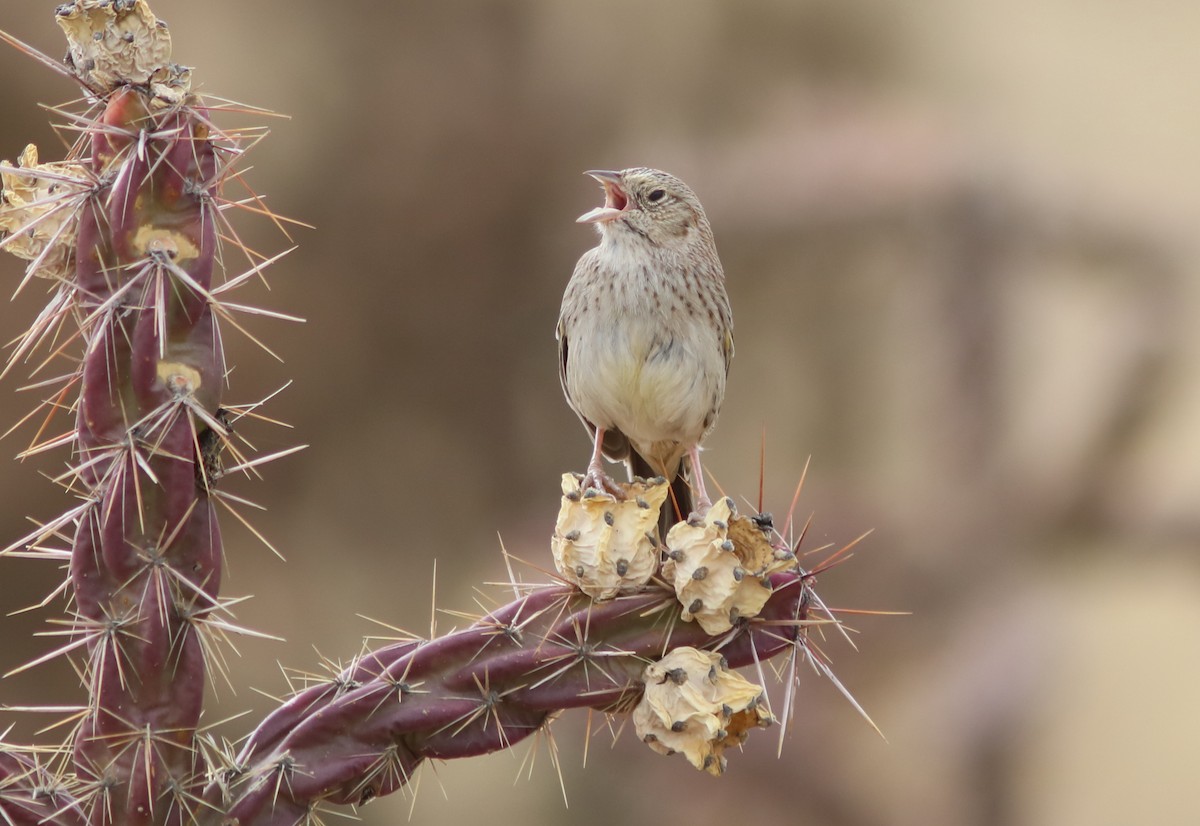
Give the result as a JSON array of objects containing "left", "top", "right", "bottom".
[{"left": 647, "top": 189, "right": 666, "bottom": 203}]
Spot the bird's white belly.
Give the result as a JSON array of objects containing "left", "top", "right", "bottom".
[{"left": 567, "top": 314, "right": 722, "bottom": 447}]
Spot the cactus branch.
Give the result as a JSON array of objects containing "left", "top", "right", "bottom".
[{"left": 208, "top": 572, "right": 813, "bottom": 823}]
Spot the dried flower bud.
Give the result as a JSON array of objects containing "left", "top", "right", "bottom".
[
  {"left": 55, "top": 0, "right": 190, "bottom": 99},
  {"left": 551, "top": 473, "right": 668, "bottom": 599},
  {"left": 633, "top": 647, "right": 772, "bottom": 775},
  {"left": 0, "top": 144, "right": 88, "bottom": 280},
  {"left": 662, "top": 498, "right": 796, "bottom": 633}
]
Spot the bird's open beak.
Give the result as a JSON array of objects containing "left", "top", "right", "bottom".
[{"left": 577, "top": 170, "right": 629, "bottom": 224}]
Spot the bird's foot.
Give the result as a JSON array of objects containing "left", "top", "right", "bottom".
[
  {"left": 580, "top": 464, "right": 626, "bottom": 500},
  {"left": 681, "top": 494, "right": 715, "bottom": 526},
  {"left": 685, "top": 445, "right": 713, "bottom": 519}
]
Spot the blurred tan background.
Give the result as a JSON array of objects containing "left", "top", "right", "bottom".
[{"left": 2, "top": 1, "right": 1198, "bottom": 824}]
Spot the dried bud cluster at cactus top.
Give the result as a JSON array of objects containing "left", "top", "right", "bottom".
[
  {"left": 57, "top": 0, "right": 191, "bottom": 98},
  {"left": 0, "top": 2, "right": 874, "bottom": 824},
  {"left": 552, "top": 478, "right": 798, "bottom": 635}
]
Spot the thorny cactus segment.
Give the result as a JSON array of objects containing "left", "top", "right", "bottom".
[
  {"left": 0, "top": 6, "right": 235, "bottom": 822},
  {"left": 60, "top": 69, "right": 225, "bottom": 825},
  {"left": 664, "top": 497, "right": 797, "bottom": 634},
  {"left": 552, "top": 473, "right": 668, "bottom": 599},
  {"left": 211, "top": 574, "right": 811, "bottom": 823},
  {"left": 633, "top": 647, "right": 773, "bottom": 776},
  {"left": 55, "top": 0, "right": 190, "bottom": 100}
]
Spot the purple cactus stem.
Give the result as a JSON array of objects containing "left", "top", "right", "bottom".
[
  {"left": 62, "top": 80, "right": 224, "bottom": 826},
  {"left": 212, "top": 573, "right": 809, "bottom": 822}
]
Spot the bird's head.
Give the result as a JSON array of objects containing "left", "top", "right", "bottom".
[{"left": 577, "top": 167, "right": 711, "bottom": 249}]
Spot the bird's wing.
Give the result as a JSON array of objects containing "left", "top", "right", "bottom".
[
  {"left": 556, "top": 313, "right": 631, "bottom": 462},
  {"left": 555, "top": 315, "right": 587, "bottom": 428}
]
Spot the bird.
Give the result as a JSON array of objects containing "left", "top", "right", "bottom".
[{"left": 557, "top": 167, "right": 733, "bottom": 529}]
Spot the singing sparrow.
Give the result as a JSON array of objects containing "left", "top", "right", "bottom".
[{"left": 557, "top": 167, "right": 733, "bottom": 522}]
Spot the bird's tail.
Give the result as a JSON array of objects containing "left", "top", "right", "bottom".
[{"left": 628, "top": 451, "right": 693, "bottom": 541}]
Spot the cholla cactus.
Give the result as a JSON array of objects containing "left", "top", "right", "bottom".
[
  {"left": 0, "top": 3, "right": 872, "bottom": 825},
  {"left": 211, "top": 573, "right": 814, "bottom": 823},
  {"left": 0, "top": 2, "right": 279, "bottom": 823}
]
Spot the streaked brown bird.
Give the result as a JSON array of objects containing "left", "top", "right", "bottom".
[{"left": 557, "top": 167, "right": 733, "bottom": 526}]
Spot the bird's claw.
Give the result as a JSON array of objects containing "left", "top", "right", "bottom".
[
  {"left": 580, "top": 465, "right": 626, "bottom": 500},
  {"left": 685, "top": 496, "right": 713, "bottom": 524}
]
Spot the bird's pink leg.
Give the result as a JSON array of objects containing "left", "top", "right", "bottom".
[
  {"left": 687, "top": 443, "right": 712, "bottom": 513},
  {"left": 581, "top": 427, "right": 625, "bottom": 498}
]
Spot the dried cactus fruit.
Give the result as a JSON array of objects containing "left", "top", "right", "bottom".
[
  {"left": 0, "top": 144, "right": 89, "bottom": 281},
  {"left": 551, "top": 473, "right": 668, "bottom": 599},
  {"left": 663, "top": 497, "right": 797, "bottom": 634},
  {"left": 55, "top": 0, "right": 190, "bottom": 100},
  {"left": 633, "top": 646, "right": 773, "bottom": 776}
]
